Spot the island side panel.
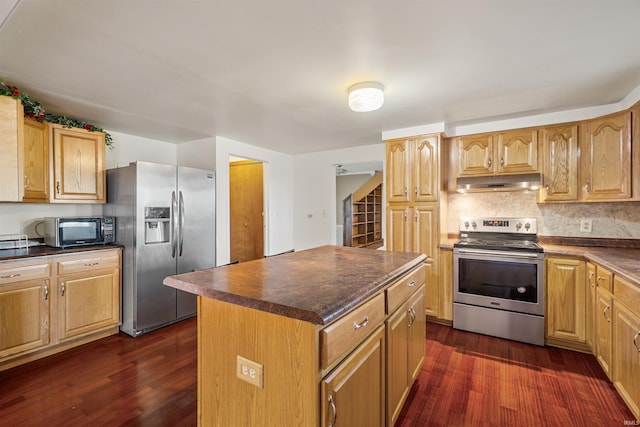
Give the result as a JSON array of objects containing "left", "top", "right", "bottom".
[{"left": 198, "top": 295, "right": 320, "bottom": 426}]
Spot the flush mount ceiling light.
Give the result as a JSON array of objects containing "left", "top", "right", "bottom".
[{"left": 348, "top": 81, "right": 384, "bottom": 112}]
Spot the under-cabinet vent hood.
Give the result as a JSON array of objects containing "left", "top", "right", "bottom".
[{"left": 456, "top": 173, "right": 542, "bottom": 193}]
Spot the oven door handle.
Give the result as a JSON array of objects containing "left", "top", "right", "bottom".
[{"left": 455, "top": 248, "right": 541, "bottom": 260}]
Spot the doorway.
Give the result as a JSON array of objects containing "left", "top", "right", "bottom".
[{"left": 229, "top": 158, "right": 264, "bottom": 263}]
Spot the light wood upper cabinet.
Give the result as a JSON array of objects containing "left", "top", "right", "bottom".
[
  {"left": 580, "top": 111, "right": 631, "bottom": 201},
  {"left": 457, "top": 134, "right": 494, "bottom": 176},
  {"left": 540, "top": 124, "right": 579, "bottom": 202},
  {"left": 22, "top": 118, "right": 50, "bottom": 202},
  {"left": 386, "top": 134, "right": 440, "bottom": 203},
  {"left": 51, "top": 124, "right": 106, "bottom": 203},
  {"left": 546, "top": 257, "right": 586, "bottom": 347},
  {"left": 456, "top": 129, "right": 538, "bottom": 177},
  {"left": 0, "top": 95, "right": 25, "bottom": 202}
]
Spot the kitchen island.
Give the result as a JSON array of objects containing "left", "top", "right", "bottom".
[{"left": 163, "top": 245, "right": 427, "bottom": 427}]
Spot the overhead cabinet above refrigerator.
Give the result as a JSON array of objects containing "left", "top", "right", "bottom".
[{"left": 105, "top": 161, "right": 216, "bottom": 337}]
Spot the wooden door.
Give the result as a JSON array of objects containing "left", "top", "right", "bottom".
[
  {"left": 413, "top": 135, "right": 439, "bottom": 202},
  {"left": 546, "top": 257, "right": 586, "bottom": 344},
  {"left": 457, "top": 134, "right": 494, "bottom": 176},
  {"left": 595, "top": 287, "right": 613, "bottom": 378},
  {"left": 540, "top": 124, "right": 578, "bottom": 201},
  {"left": 229, "top": 160, "right": 264, "bottom": 262},
  {"left": 321, "top": 325, "right": 385, "bottom": 427},
  {"left": 613, "top": 301, "right": 640, "bottom": 419},
  {"left": 407, "top": 285, "right": 426, "bottom": 384},
  {"left": 586, "top": 262, "right": 596, "bottom": 351},
  {"left": 413, "top": 205, "right": 438, "bottom": 317},
  {"left": 581, "top": 111, "right": 631, "bottom": 200},
  {"left": 386, "top": 205, "right": 410, "bottom": 252},
  {"left": 386, "top": 299, "right": 410, "bottom": 426},
  {"left": 22, "top": 118, "right": 49, "bottom": 202},
  {"left": 496, "top": 129, "right": 538, "bottom": 173},
  {"left": 386, "top": 139, "right": 411, "bottom": 202},
  {"left": 51, "top": 125, "right": 105, "bottom": 202}
]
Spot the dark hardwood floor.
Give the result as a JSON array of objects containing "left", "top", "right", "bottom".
[{"left": 0, "top": 318, "right": 635, "bottom": 426}]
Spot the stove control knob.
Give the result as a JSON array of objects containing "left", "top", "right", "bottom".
[
  {"left": 524, "top": 222, "right": 531, "bottom": 231},
  {"left": 516, "top": 222, "right": 522, "bottom": 231},
  {"left": 471, "top": 221, "right": 477, "bottom": 229},
  {"left": 464, "top": 221, "right": 470, "bottom": 229}
]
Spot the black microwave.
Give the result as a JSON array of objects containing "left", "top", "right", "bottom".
[{"left": 44, "top": 216, "right": 115, "bottom": 248}]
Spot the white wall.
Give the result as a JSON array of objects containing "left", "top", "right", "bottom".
[
  {"left": 293, "top": 143, "right": 386, "bottom": 250},
  {"left": 105, "top": 131, "right": 177, "bottom": 169},
  {"left": 215, "top": 136, "right": 294, "bottom": 265}
]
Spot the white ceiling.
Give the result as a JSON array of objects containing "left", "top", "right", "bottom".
[{"left": 1, "top": 1, "right": 640, "bottom": 154}]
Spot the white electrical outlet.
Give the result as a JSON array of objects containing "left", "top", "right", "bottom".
[
  {"left": 580, "top": 219, "right": 592, "bottom": 233},
  {"left": 237, "top": 355, "right": 264, "bottom": 388}
]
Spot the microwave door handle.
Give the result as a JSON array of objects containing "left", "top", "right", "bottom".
[
  {"left": 178, "top": 190, "right": 185, "bottom": 257},
  {"left": 171, "top": 191, "right": 177, "bottom": 258}
]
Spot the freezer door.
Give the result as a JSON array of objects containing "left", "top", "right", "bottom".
[
  {"left": 176, "top": 166, "right": 216, "bottom": 318},
  {"left": 135, "top": 162, "right": 179, "bottom": 331}
]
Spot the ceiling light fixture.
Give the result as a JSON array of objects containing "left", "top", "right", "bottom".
[{"left": 348, "top": 82, "right": 384, "bottom": 112}]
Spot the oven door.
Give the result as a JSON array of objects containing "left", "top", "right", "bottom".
[{"left": 453, "top": 248, "right": 544, "bottom": 316}]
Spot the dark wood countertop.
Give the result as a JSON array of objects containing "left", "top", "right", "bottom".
[
  {"left": 163, "top": 245, "right": 427, "bottom": 325},
  {"left": 0, "top": 244, "right": 123, "bottom": 261}
]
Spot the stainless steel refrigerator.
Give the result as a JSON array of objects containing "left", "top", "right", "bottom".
[{"left": 105, "top": 161, "right": 215, "bottom": 337}]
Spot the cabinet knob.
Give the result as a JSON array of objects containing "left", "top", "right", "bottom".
[
  {"left": 585, "top": 179, "right": 591, "bottom": 194},
  {"left": 56, "top": 181, "right": 61, "bottom": 194},
  {"left": 61, "top": 283, "right": 66, "bottom": 297},
  {"left": 487, "top": 158, "right": 492, "bottom": 168},
  {"left": 603, "top": 305, "right": 611, "bottom": 323},
  {"left": 634, "top": 331, "right": 640, "bottom": 352},
  {"left": 43, "top": 285, "right": 49, "bottom": 301},
  {"left": 327, "top": 394, "right": 337, "bottom": 427},
  {"left": 500, "top": 157, "right": 504, "bottom": 166}
]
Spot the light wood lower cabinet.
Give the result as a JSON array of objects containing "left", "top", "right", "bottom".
[
  {"left": 322, "top": 325, "right": 385, "bottom": 427},
  {"left": 55, "top": 252, "right": 121, "bottom": 342},
  {"left": 387, "top": 284, "right": 425, "bottom": 427},
  {"left": 545, "top": 257, "right": 587, "bottom": 350},
  {"left": 612, "top": 276, "right": 640, "bottom": 420},
  {"left": 0, "top": 249, "right": 122, "bottom": 371},
  {"left": 0, "top": 258, "right": 51, "bottom": 360},
  {"left": 595, "top": 286, "right": 613, "bottom": 378}
]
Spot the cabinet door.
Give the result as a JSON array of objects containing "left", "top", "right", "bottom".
[
  {"left": 57, "top": 267, "right": 120, "bottom": 341},
  {"left": 439, "top": 248, "right": 454, "bottom": 322},
  {"left": 595, "top": 287, "right": 613, "bottom": 378},
  {"left": 51, "top": 126, "right": 105, "bottom": 203},
  {"left": 581, "top": 111, "right": 631, "bottom": 200},
  {"left": 613, "top": 302, "right": 640, "bottom": 420},
  {"left": 386, "top": 300, "right": 410, "bottom": 426},
  {"left": 321, "top": 325, "right": 384, "bottom": 427},
  {"left": 386, "top": 139, "right": 411, "bottom": 203},
  {"left": 408, "top": 285, "right": 426, "bottom": 384},
  {"left": 496, "top": 129, "right": 538, "bottom": 173},
  {"left": 457, "top": 134, "right": 494, "bottom": 176},
  {"left": 0, "top": 279, "right": 50, "bottom": 359},
  {"left": 540, "top": 124, "right": 578, "bottom": 201},
  {"left": 585, "top": 262, "right": 596, "bottom": 351},
  {"left": 0, "top": 95, "right": 24, "bottom": 202},
  {"left": 387, "top": 205, "right": 411, "bottom": 252},
  {"left": 546, "top": 257, "right": 586, "bottom": 344},
  {"left": 413, "top": 135, "right": 439, "bottom": 202},
  {"left": 412, "top": 205, "right": 438, "bottom": 317},
  {"left": 22, "top": 118, "right": 49, "bottom": 202}
]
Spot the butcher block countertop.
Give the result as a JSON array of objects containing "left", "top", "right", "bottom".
[{"left": 163, "top": 245, "right": 426, "bottom": 325}]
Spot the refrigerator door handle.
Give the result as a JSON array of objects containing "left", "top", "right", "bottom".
[
  {"left": 179, "top": 190, "right": 185, "bottom": 257},
  {"left": 171, "top": 190, "right": 177, "bottom": 258}
]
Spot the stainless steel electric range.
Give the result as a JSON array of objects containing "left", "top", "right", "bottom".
[{"left": 453, "top": 217, "right": 545, "bottom": 346}]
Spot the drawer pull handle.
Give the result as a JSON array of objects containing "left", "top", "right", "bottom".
[
  {"left": 353, "top": 316, "right": 369, "bottom": 331},
  {"left": 43, "top": 285, "right": 48, "bottom": 301},
  {"left": 634, "top": 331, "right": 640, "bottom": 352},
  {"left": 83, "top": 262, "right": 100, "bottom": 267},
  {"left": 0, "top": 273, "right": 21, "bottom": 279},
  {"left": 407, "top": 280, "right": 416, "bottom": 287},
  {"left": 408, "top": 307, "right": 416, "bottom": 327},
  {"left": 327, "top": 394, "right": 337, "bottom": 427},
  {"left": 603, "top": 305, "right": 611, "bottom": 323},
  {"left": 61, "top": 284, "right": 65, "bottom": 297}
]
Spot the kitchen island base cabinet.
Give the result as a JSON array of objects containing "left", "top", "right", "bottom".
[{"left": 198, "top": 296, "right": 319, "bottom": 427}]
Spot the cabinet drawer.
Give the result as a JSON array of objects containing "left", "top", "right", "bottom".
[
  {"left": 55, "top": 250, "right": 120, "bottom": 275},
  {"left": 386, "top": 264, "right": 426, "bottom": 314},
  {"left": 0, "top": 259, "right": 50, "bottom": 285},
  {"left": 614, "top": 276, "right": 640, "bottom": 316},
  {"left": 320, "top": 293, "right": 385, "bottom": 370},
  {"left": 596, "top": 266, "right": 613, "bottom": 293}
]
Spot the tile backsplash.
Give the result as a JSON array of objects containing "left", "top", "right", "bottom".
[{"left": 447, "top": 191, "right": 640, "bottom": 239}]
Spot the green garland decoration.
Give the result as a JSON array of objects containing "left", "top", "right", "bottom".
[{"left": 0, "top": 81, "right": 113, "bottom": 148}]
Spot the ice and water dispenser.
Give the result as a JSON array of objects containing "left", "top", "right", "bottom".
[{"left": 144, "top": 207, "right": 170, "bottom": 244}]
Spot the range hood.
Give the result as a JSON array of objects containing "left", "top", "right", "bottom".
[{"left": 456, "top": 173, "right": 542, "bottom": 193}]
